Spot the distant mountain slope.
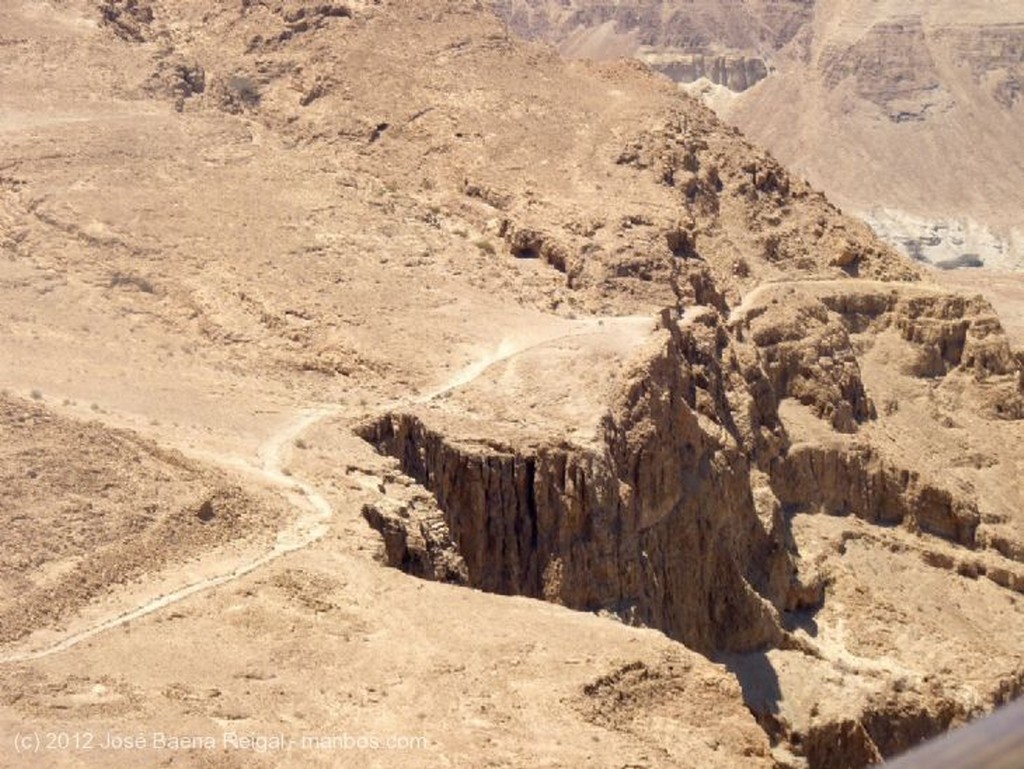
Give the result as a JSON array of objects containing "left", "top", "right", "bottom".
[{"left": 495, "top": 0, "right": 1024, "bottom": 270}]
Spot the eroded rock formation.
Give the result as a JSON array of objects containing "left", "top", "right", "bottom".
[
  {"left": 638, "top": 50, "right": 769, "bottom": 91},
  {"left": 360, "top": 312, "right": 797, "bottom": 654}
]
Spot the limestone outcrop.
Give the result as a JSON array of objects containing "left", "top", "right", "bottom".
[
  {"left": 359, "top": 312, "right": 796, "bottom": 654},
  {"left": 638, "top": 50, "right": 769, "bottom": 91}
]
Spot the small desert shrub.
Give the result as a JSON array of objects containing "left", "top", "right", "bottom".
[
  {"left": 109, "top": 272, "right": 156, "bottom": 294},
  {"left": 227, "top": 75, "right": 260, "bottom": 108},
  {"left": 474, "top": 239, "right": 496, "bottom": 255}
]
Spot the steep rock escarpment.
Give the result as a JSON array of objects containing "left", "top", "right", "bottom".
[
  {"left": 360, "top": 312, "right": 799, "bottom": 654},
  {"left": 772, "top": 442, "right": 980, "bottom": 546},
  {"left": 360, "top": 493, "right": 469, "bottom": 585},
  {"left": 738, "top": 293, "right": 875, "bottom": 433},
  {"left": 731, "top": 285, "right": 1021, "bottom": 550},
  {"left": 817, "top": 288, "right": 1024, "bottom": 417},
  {"left": 493, "top": 0, "right": 812, "bottom": 64},
  {"left": 637, "top": 50, "right": 769, "bottom": 91},
  {"left": 936, "top": 23, "right": 1024, "bottom": 109},
  {"left": 356, "top": 280, "right": 1024, "bottom": 769},
  {"left": 360, "top": 283, "right": 1024, "bottom": 667},
  {"left": 820, "top": 18, "right": 948, "bottom": 123}
]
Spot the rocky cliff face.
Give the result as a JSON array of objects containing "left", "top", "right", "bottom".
[
  {"left": 772, "top": 443, "right": 980, "bottom": 545},
  {"left": 637, "top": 50, "right": 769, "bottom": 91},
  {"left": 360, "top": 311, "right": 799, "bottom": 654},
  {"left": 359, "top": 270, "right": 1024, "bottom": 766},
  {"left": 360, "top": 279, "right": 1024, "bottom": 664},
  {"left": 493, "top": 0, "right": 812, "bottom": 62},
  {"left": 819, "top": 17, "right": 948, "bottom": 123},
  {"left": 937, "top": 23, "right": 1024, "bottom": 110},
  {"left": 813, "top": 16, "right": 1023, "bottom": 122}
]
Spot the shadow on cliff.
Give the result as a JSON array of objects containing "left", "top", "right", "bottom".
[
  {"left": 783, "top": 607, "right": 819, "bottom": 638},
  {"left": 718, "top": 651, "right": 782, "bottom": 717}
]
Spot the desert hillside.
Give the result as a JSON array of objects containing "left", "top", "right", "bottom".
[
  {"left": 1, "top": 2, "right": 1023, "bottom": 768},
  {"left": 496, "top": 0, "right": 1024, "bottom": 272}
]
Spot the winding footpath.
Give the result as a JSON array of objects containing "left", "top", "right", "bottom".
[
  {"left": 0, "top": 315, "right": 655, "bottom": 663},
  {"left": 0, "top": 408, "right": 339, "bottom": 664}
]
